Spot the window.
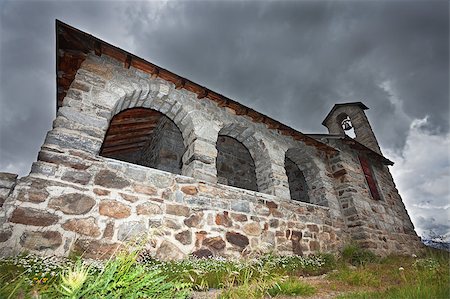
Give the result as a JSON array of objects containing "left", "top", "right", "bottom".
[{"left": 359, "top": 155, "right": 381, "bottom": 200}]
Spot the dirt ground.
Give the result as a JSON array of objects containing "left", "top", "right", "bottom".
[{"left": 190, "top": 274, "right": 360, "bottom": 299}]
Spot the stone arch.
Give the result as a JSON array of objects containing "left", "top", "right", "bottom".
[
  {"left": 217, "top": 123, "right": 274, "bottom": 195},
  {"left": 100, "top": 108, "right": 186, "bottom": 174},
  {"left": 285, "top": 147, "right": 333, "bottom": 207},
  {"left": 96, "top": 75, "right": 204, "bottom": 177}
]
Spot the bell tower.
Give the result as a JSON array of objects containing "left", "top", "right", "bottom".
[{"left": 322, "top": 102, "right": 382, "bottom": 155}]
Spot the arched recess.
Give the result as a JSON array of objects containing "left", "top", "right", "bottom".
[
  {"left": 100, "top": 108, "right": 185, "bottom": 174},
  {"left": 285, "top": 147, "right": 331, "bottom": 207},
  {"left": 217, "top": 123, "right": 274, "bottom": 195},
  {"left": 216, "top": 135, "right": 258, "bottom": 191},
  {"left": 96, "top": 79, "right": 198, "bottom": 176},
  {"left": 284, "top": 156, "right": 309, "bottom": 203}
]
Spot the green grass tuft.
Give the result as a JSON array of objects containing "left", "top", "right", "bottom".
[{"left": 268, "top": 277, "right": 316, "bottom": 297}]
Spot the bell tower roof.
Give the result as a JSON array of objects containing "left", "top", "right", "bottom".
[{"left": 321, "top": 102, "right": 368, "bottom": 126}]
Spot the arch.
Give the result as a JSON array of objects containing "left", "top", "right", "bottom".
[
  {"left": 284, "top": 156, "right": 309, "bottom": 203},
  {"left": 217, "top": 123, "right": 274, "bottom": 195},
  {"left": 100, "top": 108, "right": 186, "bottom": 174},
  {"left": 95, "top": 76, "right": 199, "bottom": 176},
  {"left": 216, "top": 135, "right": 258, "bottom": 191},
  {"left": 285, "top": 147, "right": 332, "bottom": 207}
]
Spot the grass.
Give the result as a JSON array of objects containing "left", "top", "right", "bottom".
[
  {"left": 0, "top": 244, "right": 448, "bottom": 299},
  {"left": 330, "top": 246, "right": 450, "bottom": 299},
  {"left": 268, "top": 277, "right": 316, "bottom": 297},
  {"left": 0, "top": 250, "right": 191, "bottom": 299}
]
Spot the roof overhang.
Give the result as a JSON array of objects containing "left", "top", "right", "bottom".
[
  {"left": 56, "top": 20, "right": 337, "bottom": 154},
  {"left": 306, "top": 133, "right": 394, "bottom": 166}
]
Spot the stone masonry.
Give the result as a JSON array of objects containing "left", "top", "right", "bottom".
[{"left": 0, "top": 22, "right": 422, "bottom": 259}]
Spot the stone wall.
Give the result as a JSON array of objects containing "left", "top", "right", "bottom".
[
  {"left": 1, "top": 156, "right": 341, "bottom": 259},
  {"left": 0, "top": 52, "right": 422, "bottom": 259},
  {"left": 326, "top": 139, "right": 422, "bottom": 255}
]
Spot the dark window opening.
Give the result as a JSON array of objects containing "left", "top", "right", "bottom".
[
  {"left": 100, "top": 108, "right": 185, "bottom": 174},
  {"left": 285, "top": 157, "right": 310, "bottom": 203},
  {"left": 359, "top": 155, "right": 381, "bottom": 201},
  {"left": 216, "top": 135, "right": 258, "bottom": 191}
]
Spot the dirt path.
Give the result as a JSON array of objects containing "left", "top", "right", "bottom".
[{"left": 190, "top": 274, "right": 351, "bottom": 299}]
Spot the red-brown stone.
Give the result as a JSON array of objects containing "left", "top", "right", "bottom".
[
  {"left": 99, "top": 200, "right": 131, "bottom": 219},
  {"left": 166, "top": 204, "right": 190, "bottom": 217},
  {"left": 120, "top": 193, "right": 139, "bottom": 203},
  {"left": 181, "top": 185, "right": 198, "bottom": 195},
  {"left": 133, "top": 184, "right": 157, "bottom": 195},
  {"left": 62, "top": 217, "right": 101, "bottom": 237},
  {"left": 184, "top": 213, "right": 203, "bottom": 227},
  {"left": 215, "top": 211, "right": 232, "bottom": 227},
  {"left": 10, "top": 207, "right": 59, "bottom": 226},
  {"left": 93, "top": 188, "right": 110, "bottom": 196},
  {"left": 230, "top": 213, "right": 248, "bottom": 222}
]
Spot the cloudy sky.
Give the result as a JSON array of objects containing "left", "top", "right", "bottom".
[{"left": 0, "top": 0, "right": 448, "bottom": 239}]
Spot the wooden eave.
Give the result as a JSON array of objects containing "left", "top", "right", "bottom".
[{"left": 56, "top": 20, "right": 336, "bottom": 154}]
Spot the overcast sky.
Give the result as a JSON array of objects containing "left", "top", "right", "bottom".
[{"left": 0, "top": 0, "right": 448, "bottom": 240}]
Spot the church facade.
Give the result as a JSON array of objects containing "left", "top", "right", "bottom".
[{"left": 0, "top": 21, "right": 421, "bottom": 259}]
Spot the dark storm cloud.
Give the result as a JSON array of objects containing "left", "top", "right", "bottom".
[
  {"left": 0, "top": 0, "right": 133, "bottom": 175},
  {"left": 124, "top": 0, "right": 448, "bottom": 151},
  {"left": 0, "top": 0, "right": 448, "bottom": 238}
]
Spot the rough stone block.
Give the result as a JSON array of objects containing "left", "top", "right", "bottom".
[
  {"left": 20, "top": 231, "right": 62, "bottom": 251},
  {"left": 0, "top": 172, "right": 18, "bottom": 189},
  {"left": 184, "top": 213, "right": 203, "bottom": 228},
  {"left": 73, "top": 239, "right": 123, "bottom": 259},
  {"left": 243, "top": 222, "right": 262, "bottom": 236},
  {"left": 226, "top": 231, "right": 249, "bottom": 249},
  {"left": 48, "top": 193, "right": 96, "bottom": 215},
  {"left": 94, "top": 170, "right": 130, "bottom": 189},
  {"left": 62, "top": 217, "right": 101, "bottom": 237},
  {"left": 136, "top": 202, "right": 161, "bottom": 215},
  {"left": 61, "top": 170, "right": 92, "bottom": 185},
  {"left": 175, "top": 230, "right": 192, "bottom": 245},
  {"left": 166, "top": 204, "right": 190, "bottom": 217},
  {"left": 118, "top": 221, "right": 147, "bottom": 242},
  {"left": 133, "top": 184, "right": 157, "bottom": 195},
  {"left": 10, "top": 207, "right": 59, "bottom": 226},
  {"left": 99, "top": 200, "right": 131, "bottom": 219},
  {"left": 156, "top": 240, "right": 184, "bottom": 261}
]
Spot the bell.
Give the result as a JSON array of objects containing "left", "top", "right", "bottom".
[{"left": 342, "top": 118, "right": 353, "bottom": 131}]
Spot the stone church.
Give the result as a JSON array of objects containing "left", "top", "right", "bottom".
[{"left": 0, "top": 21, "right": 422, "bottom": 259}]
